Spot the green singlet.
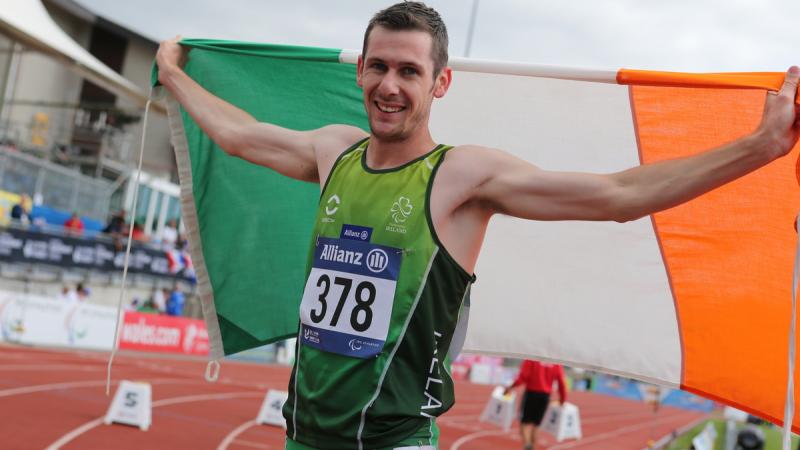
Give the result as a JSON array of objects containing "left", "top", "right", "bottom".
[{"left": 282, "top": 138, "right": 474, "bottom": 449}]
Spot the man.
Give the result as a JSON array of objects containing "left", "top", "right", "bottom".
[
  {"left": 158, "top": 219, "right": 179, "bottom": 249},
  {"left": 103, "top": 210, "right": 125, "bottom": 235},
  {"left": 10, "top": 194, "right": 30, "bottom": 225},
  {"left": 504, "top": 360, "right": 567, "bottom": 450},
  {"left": 63, "top": 212, "right": 84, "bottom": 235},
  {"left": 156, "top": 2, "right": 798, "bottom": 449}
]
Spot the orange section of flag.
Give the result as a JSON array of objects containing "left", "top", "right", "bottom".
[
  {"left": 619, "top": 69, "right": 782, "bottom": 90},
  {"left": 631, "top": 85, "right": 800, "bottom": 429}
]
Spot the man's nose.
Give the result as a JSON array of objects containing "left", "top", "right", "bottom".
[{"left": 376, "top": 71, "right": 400, "bottom": 96}]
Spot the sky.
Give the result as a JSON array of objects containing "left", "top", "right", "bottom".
[{"left": 73, "top": 0, "right": 798, "bottom": 72}]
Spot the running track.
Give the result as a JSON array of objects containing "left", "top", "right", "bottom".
[{"left": 0, "top": 344, "right": 706, "bottom": 449}]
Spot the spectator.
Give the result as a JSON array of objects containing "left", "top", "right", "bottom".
[
  {"left": 10, "top": 194, "right": 31, "bottom": 225},
  {"left": 159, "top": 219, "right": 179, "bottom": 249},
  {"left": 63, "top": 212, "right": 84, "bottom": 235},
  {"left": 103, "top": 210, "right": 126, "bottom": 252},
  {"left": 136, "top": 298, "right": 159, "bottom": 314},
  {"left": 125, "top": 298, "right": 140, "bottom": 312},
  {"left": 58, "top": 285, "right": 78, "bottom": 304},
  {"left": 103, "top": 210, "right": 126, "bottom": 235},
  {"left": 131, "top": 221, "right": 148, "bottom": 242},
  {"left": 152, "top": 287, "right": 168, "bottom": 313},
  {"left": 166, "top": 285, "right": 185, "bottom": 316},
  {"left": 76, "top": 282, "right": 90, "bottom": 300}
]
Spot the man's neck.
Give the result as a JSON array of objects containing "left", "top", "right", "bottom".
[{"left": 365, "top": 132, "right": 438, "bottom": 170}]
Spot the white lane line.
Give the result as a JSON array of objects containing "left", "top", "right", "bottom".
[
  {"left": 438, "top": 414, "right": 484, "bottom": 422},
  {"left": 216, "top": 419, "right": 258, "bottom": 450},
  {"left": 547, "top": 413, "right": 698, "bottom": 449},
  {"left": 446, "top": 410, "right": 696, "bottom": 450},
  {"left": 152, "top": 392, "right": 261, "bottom": 407},
  {"left": 449, "top": 430, "right": 513, "bottom": 450},
  {"left": 44, "top": 418, "right": 105, "bottom": 450},
  {"left": 581, "top": 410, "right": 674, "bottom": 424},
  {"left": 0, "top": 364, "right": 103, "bottom": 371},
  {"left": 442, "top": 408, "right": 671, "bottom": 425},
  {"left": 0, "top": 378, "right": 204, "bottom": 398},
  {"left": 44, "top": 391, "right": 263, "bottom": 450},
  {"left": 231, "top": 438, "right": 275, "bottom": 449},
  {"left": 443, "top": 421, "right": 502, "bottom": 433}
]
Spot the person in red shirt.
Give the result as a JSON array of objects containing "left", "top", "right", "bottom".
[
  {"left": 504, "top": 360, "right": 567, "bottom": 450},
  {"left": 63, "top": 212, "right": 84, "bottom": 235}
]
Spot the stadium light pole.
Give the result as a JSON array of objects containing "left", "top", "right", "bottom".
[{"left": 464, "top": 0, "right": 480, "bottom": 57}]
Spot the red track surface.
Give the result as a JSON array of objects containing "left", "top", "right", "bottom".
[{"left": 0, "top": 344, "right": 706, "bottom": 450}]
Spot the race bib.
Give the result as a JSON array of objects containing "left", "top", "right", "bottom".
[{"left": 299, "top": 236, "right": 401, "bottom": 358}]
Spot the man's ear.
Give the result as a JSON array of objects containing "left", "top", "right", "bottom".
[
  {"left": 433, "top": 66, "right": 452, "bottom": 98},
  {"left": 356, "top": 54, "right": 364, "bottom": 87}
]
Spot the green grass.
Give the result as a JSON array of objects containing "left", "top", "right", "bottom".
[
  {"left": 761, "top": 425, "right": 798, "bottom": 450},
  {"left": 664, "top": 419, "right": 798, "bottom": 450},
  {"left": 665, "top": 419, "right": 723, "bottom": 450}
]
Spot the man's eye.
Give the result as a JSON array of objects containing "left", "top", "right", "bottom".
[
  {"left": 371, "top": 63, "right": 387, "bottom": 71},
  {"left": 401, "top": 67, "right": 418, "bottom": 76}
]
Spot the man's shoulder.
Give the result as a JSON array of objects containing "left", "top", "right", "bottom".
[
  {"left": 316, "top": 125, "right": 368, "bottom": 147},
  {"left": 314, "top": 125, "right": 368, "bottom": 158},
  {"left": 443, "top": 144, "right": 502, "bottom": 161},
  {"left": 438, "top": 144, "right": 508, "bottom": 178}
]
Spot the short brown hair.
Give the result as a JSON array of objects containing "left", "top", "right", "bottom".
[{"left": 362, "top": 2, "right": 449, "bottom": 77}]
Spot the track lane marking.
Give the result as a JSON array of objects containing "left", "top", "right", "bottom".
[
  {"left": 217, "top": 419, "right": 259, "bottom": 450},
  {"left": 44, "top": 391, "right": 263, "bottom": 450},
  {"left": 0, "top": 378, "right": 204, "bottom": 398},
  {"left": 230, "top": 439, "right": 275, "bottom": 449},
  {"left": 450, "top": 430, "right": 513, "bottom": 450},
  {"left": 547, "top": 412, "right": 700, "bottom": 449},
  {"left": 0, "top": 364, "right": 103, "bottom": 371}
]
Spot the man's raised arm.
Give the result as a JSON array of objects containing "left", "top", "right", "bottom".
[
  {"left": 156, "top": 37, "right": 366, "bottom": 184},
  {"left": 469, "top": 66, "right": 800, "bottom": 223}
]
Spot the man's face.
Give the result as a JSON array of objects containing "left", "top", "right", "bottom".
[{"left": 357, "top": 26, "right": 450, "bottom": 142}]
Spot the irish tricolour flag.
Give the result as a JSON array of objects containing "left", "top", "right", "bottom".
[{"left": 162, "top": 39, "right": 800, "bottom": 432}]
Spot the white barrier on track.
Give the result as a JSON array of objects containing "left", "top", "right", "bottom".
[
  {"left": 256, "top": 389, "right": 288, "bottom": 428},
  {"left": 542, "top": 402, "right": 582, "bottom": 442},
  {"left": 104, "top": 380, "right": 152, "bottom": 431},
  {"left": 479, "top": 386, "right": 516, "bottom": 431}
]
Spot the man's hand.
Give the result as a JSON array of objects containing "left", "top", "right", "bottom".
[
  {"left": 156, "top": 36, "right": 188, "bottom": 85},
  {"left": 757, "top": 66, "right": 800, "bottom": 158}
]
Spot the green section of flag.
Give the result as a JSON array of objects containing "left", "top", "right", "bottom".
[{"left": 174, "top": 40, "right": 368, "bottom": 355}]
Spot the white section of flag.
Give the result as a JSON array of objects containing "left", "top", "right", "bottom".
[{"left": 431, "top": 71, "right": 682, "bottom": 386}]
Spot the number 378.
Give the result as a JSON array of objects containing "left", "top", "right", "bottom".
[{"left": 310, "top": 275, "right": 376, "bottom": 332}]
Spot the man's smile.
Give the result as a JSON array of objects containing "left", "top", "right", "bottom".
[{"left": 375, "top": 101, "right": 406, "bottom": 113}]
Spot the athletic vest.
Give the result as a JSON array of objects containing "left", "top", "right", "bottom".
[{"left": 283, "top": 138, "right": 473, "bottom": 449}]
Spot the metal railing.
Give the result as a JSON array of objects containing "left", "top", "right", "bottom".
[{"left": 0, "top": 145, "right": 112, "bottom": 222}]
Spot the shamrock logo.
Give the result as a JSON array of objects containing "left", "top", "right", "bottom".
[{"left": 391, "top": 197, "right": 413, "bottom": 223}]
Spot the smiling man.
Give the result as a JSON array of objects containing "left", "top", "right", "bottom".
[{"left": 156, "top": 2, "right": 799, "bottom": 449}]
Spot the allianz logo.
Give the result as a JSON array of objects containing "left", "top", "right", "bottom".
[
  {"left": 319, "top": 244, "right": 389, "bottom": 273},
  {"left": 342, "top": 229, "right": 369, "bottom": 241}
]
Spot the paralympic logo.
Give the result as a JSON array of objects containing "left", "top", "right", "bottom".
[{"left": 348, "top": 339, "right": 363, "bottom": 351}]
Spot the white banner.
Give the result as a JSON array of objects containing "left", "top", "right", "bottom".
[{"left": 0, "top": 290, "right": 116, "bottom": 349}]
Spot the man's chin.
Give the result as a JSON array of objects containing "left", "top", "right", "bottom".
[{"left": 368, "top": 126, "right": 408, "bottom": 142}]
